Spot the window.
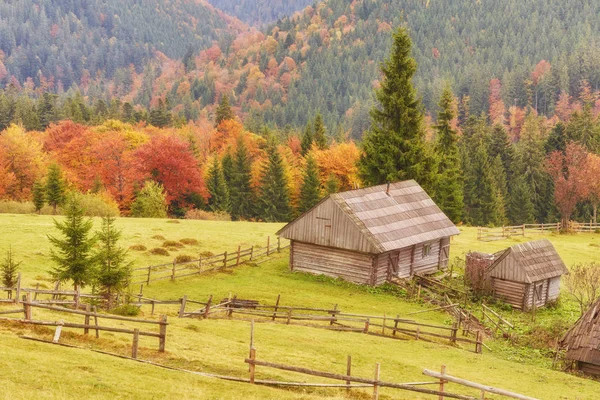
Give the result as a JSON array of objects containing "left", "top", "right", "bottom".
[{"left": 422, "top": 243, "right": 431, "bottom": 258}]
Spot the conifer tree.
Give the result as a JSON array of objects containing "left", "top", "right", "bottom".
[
  {"left": 508, "top": 176, "right": 536, "bottom": 225},
  {"left": 221, "top": 150, "right": 234, "bottom": 186},
  {"left": 48, "top": 196, "right": 96, "bottom": 291},
  {"left": 32, "top": 180, "right": 45, "bottom": 214},
  {"left": 46, "top": 163, "right": 65, "bottom": 215},
  {"left": 313, "top": 113, "right": 328, "bottom": 150},
  {"left": 298, "top": 155, "right": 321, "bottom": 213},
  {"left": 206, "top": 156, "right": 230, "bottom": 212},
  {"left": 359, "top": 27, "right": 436, "bottom": 193},
  {"left": 1, "top": 246, "right": 20, "bottom": 289},
  {"left": 488, "top": 124, "right": 515, "bottom": 185},
  {"left": 300, "top": 122, "right": 313, "bottom": 156},
  {"left": 433, "top": 85, "right": 463, "bottom": 223},
  {"left": 325, "top": 174, "right": 340, "bottom": 194},
  {"left": 230, "top": 136, "right": 254, "bottom": 220},
  {"left": 545, "top": 122, "right": 567, "bottom": 154},
  {"left": 215, "top": 94, "right": 234, "bottom": 127},
  {"left": 490, "top": 155, "right": 508, "bottom": 225},
  {"left": 257, "top": 142, "right": 291, "bottom": 222},
  {"left": 93, "top": 216, "right": 132, "bottom": 308}
]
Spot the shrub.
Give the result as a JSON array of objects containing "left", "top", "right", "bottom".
[
  {"left": 67, "top": 191, "right": 120, "bottom": 217},
  {"left": 1, "top": 248, "right": 21, "bottom": 288},
  {"left": 184, "top": 209, "right": 231, "bottom": 221},
  {"left": 200, "top": 251, "right": 214, "bottom": 257},
  {"left": 151, "top": 235, "right": 166, "bottom": 240},
  {"left": 166, "top": 220, "right": 180, "bottom": 224},
  {"left": 149, "top": 248, "right": 170, "bottom": 256},
  {"left": 111, "top": 304, "right": 141, "bottom": 317},
  {"left": 129, "top": 244, "right": 147, "bottom": 251},
  {"left": 174, "top": 255, "right": 194, "bottom": 263},
  {"left": 0, "top": 201, "right": 36, "bottom": 214},
  {"left": 130, "top": 181, "right": 168, "bottom": 218},
  {"left": 180, "top": 238, "right": 199, "bottom": 245},
  {"left": 162, "top": 240, "right": 183, "bottom": 248}
]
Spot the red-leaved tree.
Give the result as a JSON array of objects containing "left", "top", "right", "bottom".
[
  {"left": 135, "top": 134, "right": 208, "bottom": 207},
  {"left": 546, "top": 142, "right": 589, "bottom": 230}
]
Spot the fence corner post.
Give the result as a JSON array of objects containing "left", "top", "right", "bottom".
[
  {"left": 249, "top": 347, "right": 256, "bottom": 384},
  {"left": 132, "top": 328, "right": 140, "bottom": 359},
  {"left": 179, "top": 295, "right": 188, "bottom": 318},
  {"left": 158, "top": 315, "right": 167, "bottom": 352},
  {"left": 346, "top": 355, "right": 352, "bottom": 393},
  {"left": 373, "top": 363, "right": 380, "bottom": 400},
  {"left": 438, "top": 365, "right": 446, "bottom": 400}
]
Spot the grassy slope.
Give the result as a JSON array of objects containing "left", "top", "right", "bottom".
[{"left": 1, "top": 215, "right": 600, "bottom": 399}]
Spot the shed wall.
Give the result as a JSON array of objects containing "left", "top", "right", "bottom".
[
  {"left": 412, "top": 240, "right": 441, "bottom": 275},
  {"left": 491, "top": 278, "right": 527, "bottom": 309},
  {"left": 524, "top": 279, "right": 549, "bottom": 309},
  {"left": 489, "top": 253, "right": 528, "bottom": 282},
  {"left": 290, "top": 241, "right": 374, "bottom": 285},
  {"left": 578, "top": 362, "right": 600, "bottom": 377},
  {"left": 548, "top": 276, "right": 561, "bottom": 301}
]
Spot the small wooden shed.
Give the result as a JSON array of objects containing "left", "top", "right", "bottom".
[
  {"left": 277, "top": 180, "right": 460, "bottom": 286},
  {"left": 484, "top": 239, "right": 568, "bottom": 310},
  {"left": 561, "top": 298, "right": 600, "bottom": 376}
]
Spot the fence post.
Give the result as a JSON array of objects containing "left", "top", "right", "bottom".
[
  {"left": 92, "top": 306, "right": 100, "bottom": 338},
  {"left": 438, "top": 365, "right": 446, "bottom": 400},
  {"left": 451, "top": 322, "right": 458, "bottom": 344},
  {"left": 272, "top": 294, "right": 281, "bottom": 321},
  {"left": 53, "top": 320, "right": 64, "bottom": 343},
  {"left": 223, "top": 252, "right": 228, "bottom": 269},
  {"left": 277, "top": 236, "right": 281, "bottom": 252},
  {"left": 346, "top": 355, "right": 352, "bottom": 393},
  {"left": 171, "top": 261, "right": 176, "bottom": 281},
  {"left": 249, "top": 347, "right": 256, "bottom": 384},
  {"left": 476, "top": 331, "right": 482, "bottom": 353},
  {"left": 179, "top": 295, "right": 188, "bottom": 318},
  {"left": 204, "top": 295, "right": 213, "bottom": 319},
  {"left": 24, "top": 292, "right": 32, "bottom": 320},
  {"left": 228, "top": 295, "right": 237, "bottom": 317},
  {"left": 267, "top": 236, "right": 271, "bottom": 256},
  {"left": 364, "top": 318, "right": 370, "bottom": 333},
  {"left": 522, "top": 224, "right": 525, "bottom": 236},
  {"left": 34, "top": 283, "right": 39, "bottom": 301},
  {"left": 236, "top": 245, "right": 241, "bottom": 266},
  {"left": 393, "top": 315, "right": 399, "bottom": 336},
  {"left": 84, "top": 304, "right": 90, "bottom": 335},
  {"left": 250, "top": 246, "right": 254, "bottom": 261},
  {"left": 15, "top": 273, "right": 21, "bottom": 304},
  {"left": 146, "top": 266, "right": 151, "bottom": 285},
  {"left": 132, "top": 328, "right": 140, "bottom": 359},
  {"left": 373, "top": 363, "right": 380, "bottom": 400},
  {"left": 151, "top": 300, "right": 155, "bottom": 316},
  {"left": 158, "top": 315, "right": 167, "bottom": 352},
  {"left": 330, "top": 304, "right": 338, "bottom": 326}
]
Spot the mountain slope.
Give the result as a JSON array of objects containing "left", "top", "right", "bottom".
[
  {"left": 0, "top": 0, "right": 247, "bottom": 89},
  {"left": 206, "top": 0, "right": 313, "bottom": 25}
]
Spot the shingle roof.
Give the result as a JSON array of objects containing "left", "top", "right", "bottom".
[
  {"left": 488, "top": 239, "right": 568, "bottom": 283},
  {"left": 279, "top": 180, "right": 459, "bottom": 253},
  {"left": 561, "top": 298, "right": 600, "bottom": 365}
]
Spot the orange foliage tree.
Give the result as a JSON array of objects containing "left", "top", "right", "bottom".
[{"left": 311, "top": 142, "right": 361, "bottom": 190}]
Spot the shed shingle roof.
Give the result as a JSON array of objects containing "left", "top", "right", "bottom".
[
  {"left": 488, "top": 239, "right": 568, "bottom": 283},
  {"left": 561, "top": 298, "right": 600, "bottom": 365},
  {"left": 279, "top": 180, "right": 459, "bottom": 253}
]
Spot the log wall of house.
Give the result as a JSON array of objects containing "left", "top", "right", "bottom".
[
  {"left": 412, "top": 240, "right": 442, "bottom": 275},
  {"left": 396, "top": 247, "right": 414, "bottom": 279},
  {"left": 290, "top": 241, "right": 374, "bottom": 285},
  {"left": 524, "top": 279, "right": 549, "bottom": 309},
  {"left": 373, "top": 253, "right": 390, "bottom": 286},
  {"left": 491, "top": 278, "right": 527, "bottom": 309},
  {"left": 578, "top": 362, "right": 600, "bottom": 377},
  {"left": 489, "top": 254, "right": 528, "bottom": 282}
]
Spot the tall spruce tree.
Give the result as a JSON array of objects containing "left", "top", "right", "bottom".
[
  {"left": 206, "top": 156, "right": 230, "bottom": 212},
  {"left": 48, "top": 196, "right": 96, "bottom": 291},
  {"left": 359, "top": 27, "right": 436, "bottom": 194},
  {"left": 298, "top": 155, "right": 321, "bottom": 213},
  {"left": 490, "top": 155, "right": 508, "bottom": 225},
  {"left": 46, "top": 163, "right": 65, "bottom": 214},
  {"left": 93, "top": 216, "right": 132, "bottom": 308},
  {"left": 257, "top": 142, "right": 291, "bottom": 222},
  {"left": 433, "top": 85, "right": 463, "bottom": 223},
  {"left": 230, "top": 136, "right": 254, "bottom": 220},
  {"left": 32, "top": 180, "right": 46, "bottom": 214},
  {"left": 313, "top": 113, "right": 328, "bottom": 150},
  {"left": 300, "top": 122, "right": 313, "bottom": 156},
  {"left": 221, "top": 150, "right": 234, "bottom": 186},
  {"left": 508, "top": 176, "right": 535, "bottom": 225},
  {"left": 488, "top": 124, "right": 515, "bottom": 186},
  {"left": 1, "top": 246, "right": 20, "bottom": 290},
  {"left": 215, "top": 94, "right": 234, "bottom": 127}
]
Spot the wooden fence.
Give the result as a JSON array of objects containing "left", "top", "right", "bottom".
[
  {"left": 0, "top": 294, "right": 167, "bottom": 358},
  {"left": 481, "top": 303, "right": 514, "bottom": 336},
  {"left": 245, "top": 349, "right": 537, "bottom": 400},
  {"left": 476, "top": 223, "right": 561, "bottom": 242},
  {"left": 131, "top": 236, "right": 289, "bottom": 285},
  {"left": 179, "top": 294, "right": 484, "bottom": 353},
  {"left": 1, "top": 274, "right": 104, "bottom": 306},
  {"left": 567, "top": 221, "right": 600, "bottom": 232}
]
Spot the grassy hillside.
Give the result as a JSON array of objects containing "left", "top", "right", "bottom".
[{"left": 1, "top": 215, "right": 600, "bottom": 399}]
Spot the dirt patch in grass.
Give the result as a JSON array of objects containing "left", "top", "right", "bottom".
[
  {"left": 149, "top": 248, "right": 170, "bottom": 256},
  {"left": 200, "top": 251, "right": 215, "bottom": 257},
  {"left": 174, "top": 255, "right": 194, "bottom": 263},
  {"left": 179, "top": 238, "right": 199, "bottom": 246},
  {"left": 166, "top": 220, "right": 180, "bottom": 224},
  {"left": 151, "top": 235, "right": 166, "bottom": 240},
  {"left": 129, "top": 244, "right": 147, "bottom": 251},
  {"left": 162, "top": 240, "right": 184, "bottom": 248}
]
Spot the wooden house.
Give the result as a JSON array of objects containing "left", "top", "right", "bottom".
[
  {"left": 276, "top": 180, "right": 460, "bottom": 286},
  {"left": 561, "top": 298, "right": 600, "bottom": 376},
  {"left": 483, "top": 239, "right": 568, "bottom": 310}
]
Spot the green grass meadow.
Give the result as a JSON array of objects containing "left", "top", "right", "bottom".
[{"left": 1, "top": 214, "right": 600, "bottom": 399}]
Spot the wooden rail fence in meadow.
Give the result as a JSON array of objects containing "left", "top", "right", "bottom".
[
  {"left": 177, "top": 294, "right": 485, "bottom": 353},
  {"left": 245, "top": 348, "right": 537, "bottom": 400},
  {"left": 0, "top": 294, "right": 167, "bottom": 358},
  {"left": 476, "top": 223, "right": 561, "bottom": 242},
  {"left": 131, "top": 236, "right": 289, "bottom": 285}
]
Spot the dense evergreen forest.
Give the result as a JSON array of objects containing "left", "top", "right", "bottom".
[{"left": 206, "top": 0, "right": 312, "bottom": 25}]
